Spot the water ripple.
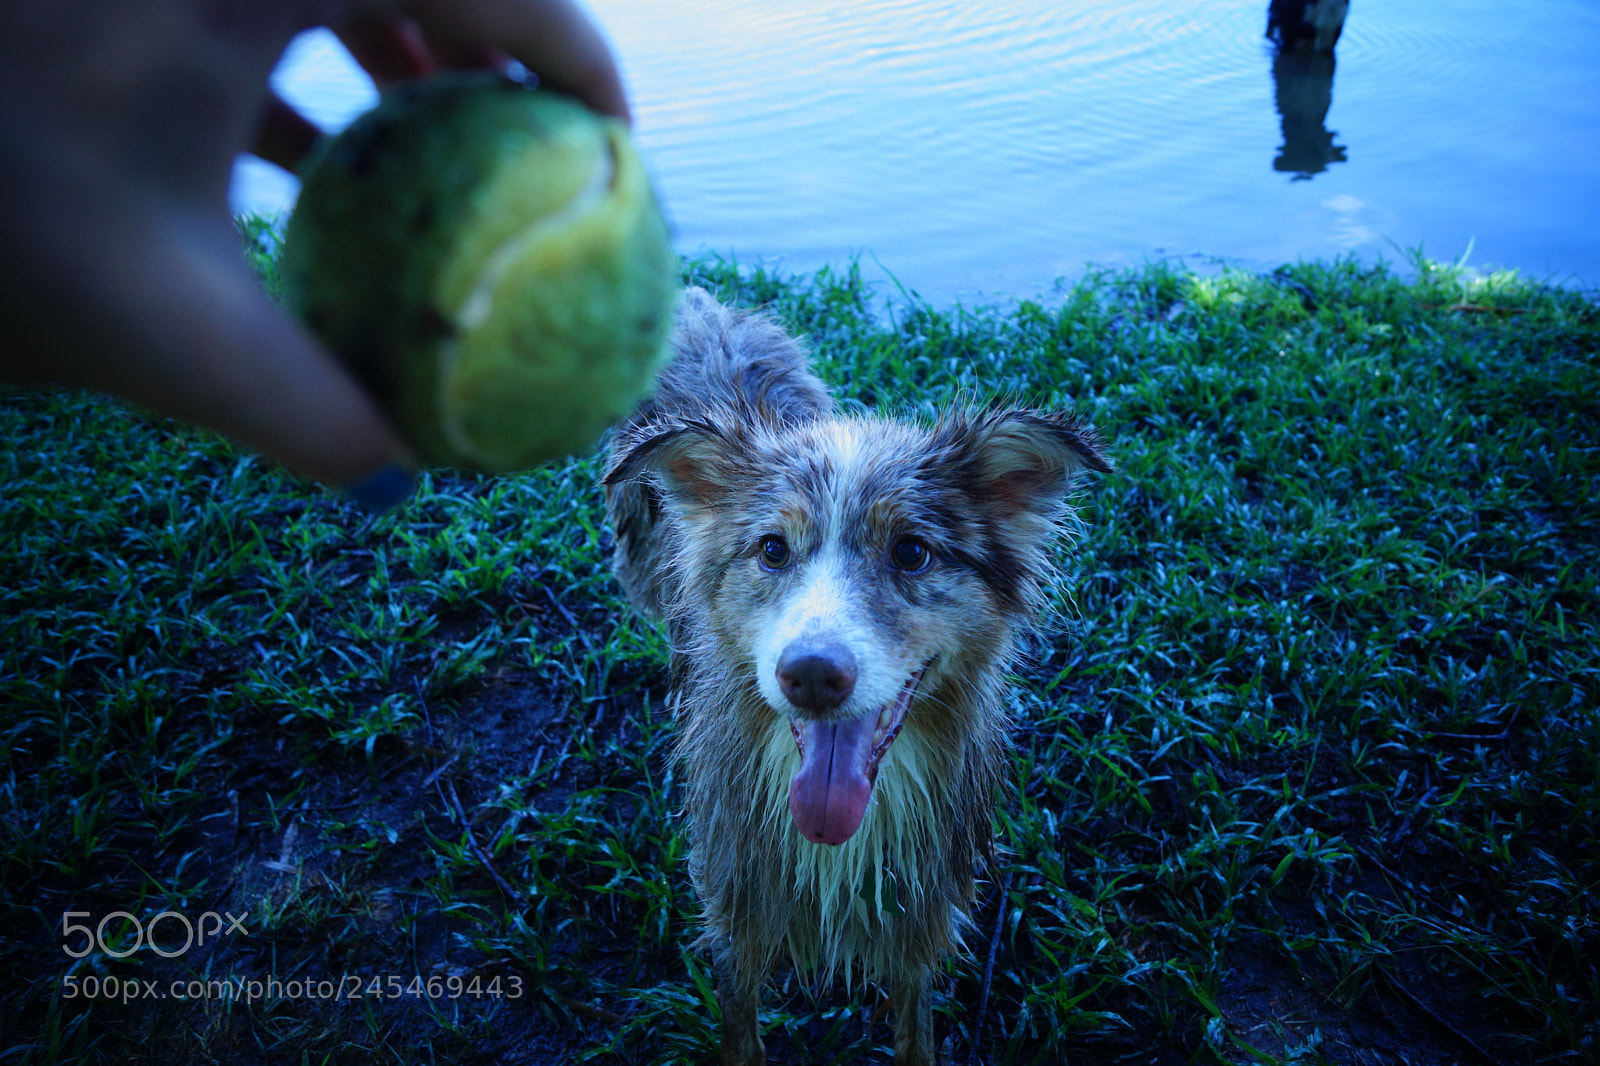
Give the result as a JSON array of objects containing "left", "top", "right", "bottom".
[{"left": 239, "top": 0, "right": 1600, "bottom": 303}]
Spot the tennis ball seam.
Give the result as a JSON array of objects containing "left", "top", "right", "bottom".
[
  {"left": 453, "top": 136, "right": 617, "bottom": 334},
  {"left": 435, "top": 126, "right": 637, "bottom": 469},
  {"left": 436, "top": 133, "right": 617, "bottom": 467}
]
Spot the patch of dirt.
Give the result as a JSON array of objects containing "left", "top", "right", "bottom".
[{"left": 8, "top": 646, "right": 1567, "bottom": 1066}]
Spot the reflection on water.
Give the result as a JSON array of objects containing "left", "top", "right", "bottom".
[
  {"left": 1268, "top": 1, "right": 1350, "bottom": 179},
  {"left": 236, "top": 0, "right": 1600, "bottom": 302},
  {"left": 1272, "top": 50, "right": 1345, "bottom": 179}
]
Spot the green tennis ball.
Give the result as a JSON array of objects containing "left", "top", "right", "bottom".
[{"left": 281, "top": 74, "right": 680, "bottom": 472}]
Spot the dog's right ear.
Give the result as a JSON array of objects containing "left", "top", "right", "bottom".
[{"left": 602, "top": 418, "right": 743, "bottom": 522}]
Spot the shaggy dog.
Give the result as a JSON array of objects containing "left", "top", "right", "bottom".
[{"left": 603, "top": 288, "right": 1109, "bottom": 1065}]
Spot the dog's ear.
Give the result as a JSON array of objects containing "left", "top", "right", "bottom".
[
  {"left": 602, "top": 418, "right": 744, "bottom": 521},
  {"left": 964, "top": 409, "right": 1112, "bottom": 522}
]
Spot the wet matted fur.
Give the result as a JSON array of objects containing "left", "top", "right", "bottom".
[{"left": 603, "top": 288, "right": 1110, "bottom": 1065}]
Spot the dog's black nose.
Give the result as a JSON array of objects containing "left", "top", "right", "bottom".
[{"left": 777, "top": 639, "right": 858, "bottom": 712}]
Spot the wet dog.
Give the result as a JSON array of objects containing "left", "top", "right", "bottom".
[{"left": 603, "top": 288, "right": 1109, "bottom": 1065}]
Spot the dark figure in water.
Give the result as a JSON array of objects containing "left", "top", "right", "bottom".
[
  {"left": 1266, "top": 0, "right": 1349, "bottom": 177},
  {"left": 1271, "top": 49, "right": 1346, "bottom": 178},
  {"left": 1267, "top": 0, "right": 1348, "bottom": 54}
]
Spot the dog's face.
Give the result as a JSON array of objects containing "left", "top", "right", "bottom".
[{"left": 607, "top": 408, "right": 1108, "bottom": 846}]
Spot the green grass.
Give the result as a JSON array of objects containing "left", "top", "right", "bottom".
[{"left": 2, "top": 228, "right": 1597, "bottom": 1064}]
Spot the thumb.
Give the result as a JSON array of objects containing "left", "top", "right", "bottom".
[{"left": 10, "top": 198, "right": 414, "bottom": 501}]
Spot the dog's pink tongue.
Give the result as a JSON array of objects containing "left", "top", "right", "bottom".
[{"left": 789, "top": 713, "right": 877, "bottom": 846}]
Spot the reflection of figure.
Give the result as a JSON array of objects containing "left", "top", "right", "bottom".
[
  {"left": 1267, "top": 0, "right": 1349, "bottom": 53},
  {"left": 1272, "top": 51, "right": 1347, "bottom": 178},
  {"left": 1267, "top": 1, "right": 1349, "bottom": 179}
]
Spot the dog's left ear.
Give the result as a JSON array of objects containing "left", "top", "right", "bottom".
[
  {"left": 602, "top": 417, "right": 745, "bottom": 523},
  {"left": 966, "top": 410, "right": 1112, "bottom": 522}
]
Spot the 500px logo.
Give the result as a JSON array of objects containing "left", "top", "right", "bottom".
[{"left": 61, "top": 910, "right": 248, "bottom": 959}]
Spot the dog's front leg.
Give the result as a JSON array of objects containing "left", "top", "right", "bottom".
[
  {"left": 711, "top": 935, "right": 766, "bottom": 1066},
  {"left": 892, "top": 964, "right": 934, "bottom": 1066}
]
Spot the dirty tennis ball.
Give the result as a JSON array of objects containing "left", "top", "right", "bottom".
[{"left": 281, "top": 73, "right": 680, "bottom": 471}]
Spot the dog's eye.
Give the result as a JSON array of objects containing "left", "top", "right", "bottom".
[
  {"left": 889, "top": 536, "right": 932, "bottom": 573},
  {"left": 758, "top": 535, "right": 792, "bottom": 570}
]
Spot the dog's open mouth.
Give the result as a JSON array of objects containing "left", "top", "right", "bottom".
[{"left": 787, "top": 663, "right": 927, "bottom": 846}]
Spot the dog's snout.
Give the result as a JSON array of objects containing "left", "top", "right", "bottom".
[{"left": 776, "top": 639, "right": 858, "bottom": 712}]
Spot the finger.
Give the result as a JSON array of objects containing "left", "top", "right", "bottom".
[
  {"left": 401, "top": 0, "right": 630, "bottom": 122},
  {"left": 251, "top": 91, "right": 324, "bottom": 171},
  {"left": 415, "top": 29, "right": 508, "bottom": 74},
  {"left": 334, "top": 15, "right": 436, "bottom": 89},
  {"left": 131, "top": 214, "right": 414, "bottom": 491},
  {"left": 7, "top": 193, "right": 412, "bottom": 493}
]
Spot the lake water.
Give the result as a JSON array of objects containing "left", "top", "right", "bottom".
[{"left": 232, "top": 0, "right": 1600, "bottom": 306}]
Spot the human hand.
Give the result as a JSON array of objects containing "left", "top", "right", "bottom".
[{"left": 0, "top": 0, "right": 630, "bottom": 507}]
